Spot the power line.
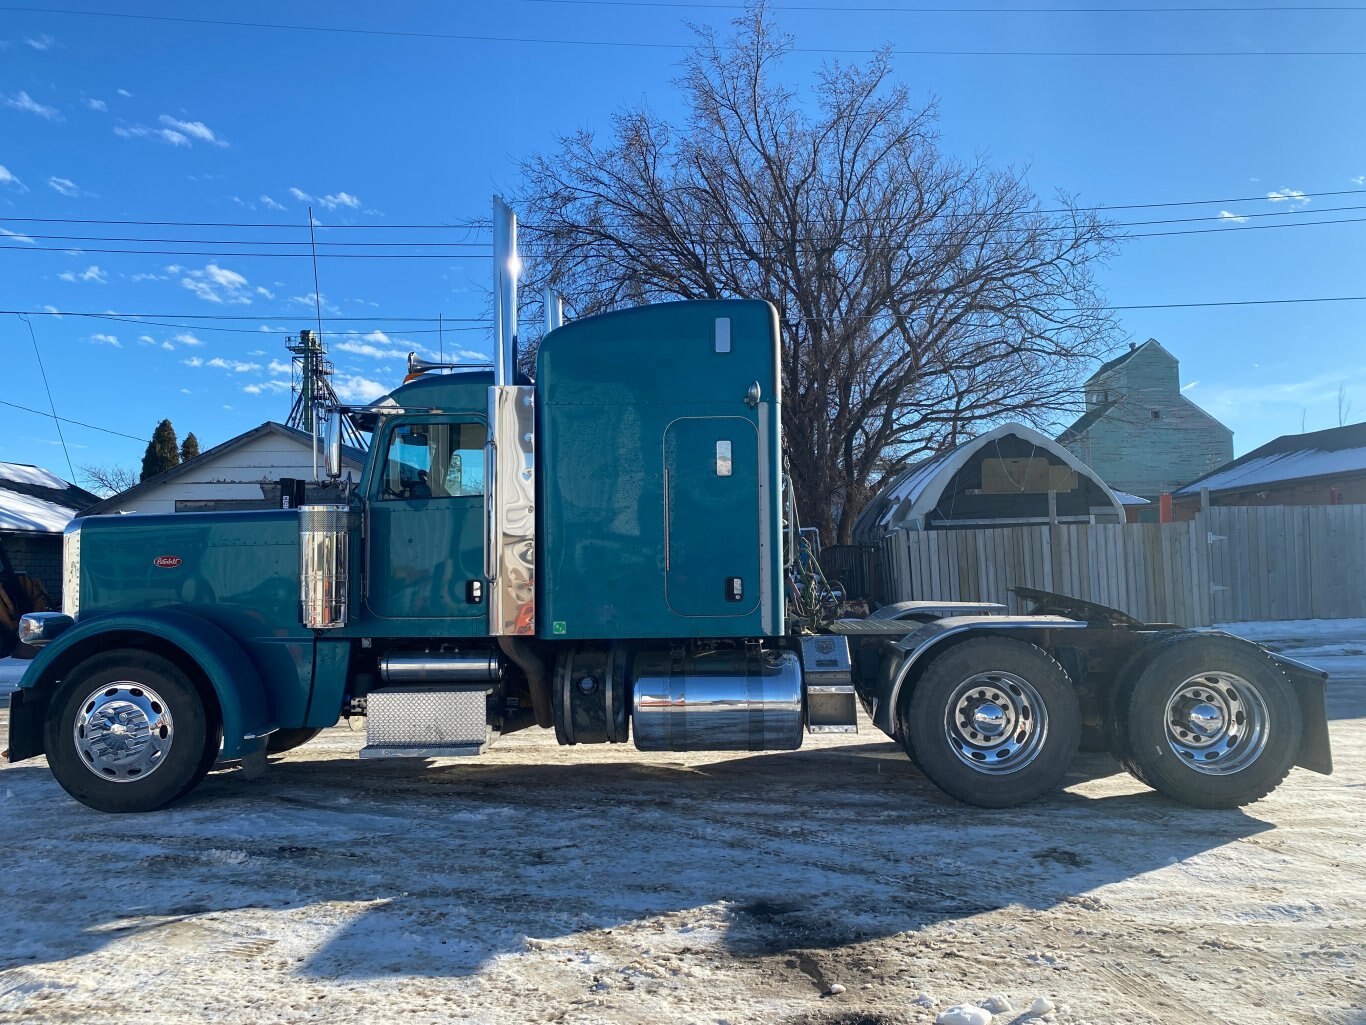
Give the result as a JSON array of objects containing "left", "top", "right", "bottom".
[
  {"left": 0, "top": 310, "right": 482, "bottom": 322},
  {"left": 8, "top": 201, "right": 1366, "bottom": 249},
  {"left": 4, "top": 188, "right": 1364, "bottom": 231},
  {"left": 784, "top": 294, "right": 1366, "bottom": 323},
  {"left": 527, "top": 0, "right": 1366, "bottom": 10},
  {"left": 0, "top": 397, "right": 150, "bottom": 444},
  {"left": 0, "top": 5, "right": 1359, "bottom": 55},
  {"left": 15, "top": 314, "right": 74, "bottom": 478},
  {"left": 4, "top": 211, "right": 1365, "bottom": 261}
]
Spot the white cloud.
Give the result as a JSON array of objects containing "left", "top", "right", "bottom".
[
  {"left": 180, "top": 388, "right": 192, "bottom": 395},
  {"left": 1180, "top": 380, "right": 1200, "bottom": 393},
  {"left": 41, "top": 304, "right": 60, "bottom": 316},
  {"left": 0, "top": 164, "right": 22, "bottom": 189},
  {"left": 129, "top": 271, "right": 167, "bottom": 282},
  {"left": 321, "top": 191, "right": 360, "bottom": 210},
  {"left": 268, "top": 359, "right": 292, "bottom": 375},
  {"left": 24, "top": 34, "right": 55, "bottom": 50},
  {"left": 182, "top": 357, "right": 204, "bottom": 368},
  {"left": 138, "top": 334, "right": 156, "bottom": 345},
  {"left": 115, "top": 119, "right": 219, "bottom": 148},
  {"left": 255, "top": 286, "right": 275, "bottom": 299},
  {"left": 332, "top": 374, "right": 388, "bottom": 403},
  {"left": 1266, "top": 188, "right": 1309, "bottom": 207},
  {"left": 260, "top": 194, "right": 285, "bottom": 210},
  {"left": 58, "top": 264, "right": 107, "bottom": 283},
  {"left": 4, "top": 91, "right": 60, "bottom": 120},
  {"left": 117, "top": 88, "right": 132, "bottom": 98},
  {"left": 168, "top": 331, "right": 204, "bottom": 348},
  {"left": 84, "top": 97, "right": 107, "bottom": 112},
  {"left": 47, "top": 176, "right": 83, "bottom": 197},
  {"left": 89, "top": 332, "right": 120, "bottom": 347},
  {"left": 0, "top": 227, "right": 35, "bottom": 244},
  {"left": 1218, "top": 210, "right": 1248, "bottom": 224},
  {"left": 287, "top": 187, "right": 362, "bottom": 211},
  {"left": 243, "top": 379, "right": 291, "bottom": 395},
  {"left": 159, "top": 114, "right": 227, "bottom": 147},
  {"left": 181, "top": 262, "right": 253, "bottom": 304},
  {"left": 289, "top": 291, "right": 339, "bottom": 314},
  {"left": 1353, "top": 175, "right": 1365, "bottom": 186},
  {"left": 207, "top": 357, "right": 262, "bottom": 373},
  {"left": 334, "top": 340, "right": 402, "bottom": 360}
]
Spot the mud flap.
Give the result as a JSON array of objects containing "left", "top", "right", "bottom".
[
  {"left": 3, "top": 687, "right": 48, "bottom": 762},
  {"left": 1268, "top": 651, "right": 1332, "bottom": 775}
]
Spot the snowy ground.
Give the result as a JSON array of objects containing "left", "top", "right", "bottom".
[{"left": 2, "top": 622, "right": 1364, "bottom": 1025}]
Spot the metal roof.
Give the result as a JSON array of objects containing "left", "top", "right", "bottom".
[{"left": 1174, "top": 421, "right": 1366, "bottom": 497}]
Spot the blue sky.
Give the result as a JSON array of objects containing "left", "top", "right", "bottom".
[{"left": 2, "top": 1, "right": 1364, "bottom": 483}]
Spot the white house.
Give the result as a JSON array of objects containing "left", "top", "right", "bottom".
[{"left": 81, "top": 422, "right": 366, "bottom": 517}]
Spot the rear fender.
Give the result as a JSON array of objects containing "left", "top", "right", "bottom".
[
  {"left": 864, "top": 615, "right": 1087, "bottom": 737},
  {"left": 6, "top": 610, "right": 277, "bottom": 762},
  {"left": 1265, "top": 649, "right": 1332, "bottom": 775}
]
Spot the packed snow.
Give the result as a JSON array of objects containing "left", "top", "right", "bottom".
[
  {"left": 1, "top": 620, "right": 1363, "bottom": 1024},
  {"left": 0, "top": 487, "right": 81, "bottom": 532},
  {"left": 0, "top": 462, "right": 72, "bottom": 490}
]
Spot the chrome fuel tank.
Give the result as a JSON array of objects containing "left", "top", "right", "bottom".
[{"left": 631, "top": 648, "right": 802, "bottom": 752}]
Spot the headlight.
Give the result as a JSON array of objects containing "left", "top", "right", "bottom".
[{"left": 62, "top": 520, "right": 81, "bottom": 617}]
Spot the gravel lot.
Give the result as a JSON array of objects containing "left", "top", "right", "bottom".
[{"left": 1, "top": 623, "right": 1363, "bottom": 1025}]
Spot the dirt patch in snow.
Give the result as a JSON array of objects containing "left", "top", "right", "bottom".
[{"left": 2, "top": 629, "right": 1365, "bottom": 1025}]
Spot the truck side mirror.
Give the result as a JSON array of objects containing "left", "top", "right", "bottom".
[{"left": 324, "top": 411, "right": 343, "bottom": 479}]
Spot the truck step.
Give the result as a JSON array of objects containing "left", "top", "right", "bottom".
[
  {"left": 800, "top": 636, "right": 858, "bottom": 733},
  {"left": 358, "top": 686, "right": 493, "bottom": 759}
]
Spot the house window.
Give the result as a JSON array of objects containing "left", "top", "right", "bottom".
[{"left": 1151, "top": 409, "right": 1161, "bottom": 420}]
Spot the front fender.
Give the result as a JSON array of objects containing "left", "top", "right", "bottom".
[{"left": 11, "top": 610, "right": 277, "bottom": 760}]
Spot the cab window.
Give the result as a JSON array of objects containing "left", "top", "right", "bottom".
[{"left": 378, "top": 422, "right": 486, "bottom": 500}]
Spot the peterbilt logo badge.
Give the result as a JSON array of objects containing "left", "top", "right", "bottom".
[{"left": 153, "top": 555, "right": 183, "bottom": 569}]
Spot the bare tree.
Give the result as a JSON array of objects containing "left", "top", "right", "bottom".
[
  {"left": 517, "top": 6, "right": 1120, "bottom": 543},
  {"left": 79, "top": 463, "right": 138, "bottom": 497},
  {"left": 1338, "top": 383, "right": 1353, "bottom": 427}
]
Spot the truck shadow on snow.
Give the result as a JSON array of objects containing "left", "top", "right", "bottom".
[{"left": 3, "top": 740, "right": 1281, "bottom": 980}]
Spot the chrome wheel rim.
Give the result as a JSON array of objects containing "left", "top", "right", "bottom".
[
  {"left": 944, "top": 671, "right": 1049, "bottom": 774},
  {"left": 72, "top": 681, "right": 175, "bottom": 783},
  {"left": 1163, "top": 672, "right": 1268, "bottom": 775}
]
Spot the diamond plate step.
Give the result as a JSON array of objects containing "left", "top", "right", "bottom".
[{"left": 359, "top": 686, "right": 493, "bottom": 759}]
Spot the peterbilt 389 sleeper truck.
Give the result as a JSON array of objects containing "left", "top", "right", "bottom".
[{"left": 5, "top": 213, "right": 1332, "bottom": 815}]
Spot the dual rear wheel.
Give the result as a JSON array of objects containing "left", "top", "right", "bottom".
[{"left": 903, "top": 635, "right": 1302, "bottom": 809}]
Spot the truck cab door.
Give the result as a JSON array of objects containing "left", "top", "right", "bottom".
[{"left": 364, "top": 417, "right": 488, "bottom": 623}]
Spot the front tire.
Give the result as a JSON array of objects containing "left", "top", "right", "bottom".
[
  {"left": 903, "top": 638, "right": 1081, "bottom": 808},
  {"left": 1120, "top": 636, "right": 1302, "bottom": 809},
  {"left": 44, "top": 650, "right": 213, "bottom": 813}
]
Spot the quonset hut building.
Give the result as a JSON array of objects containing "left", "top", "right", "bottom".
[{"left": 851, "top": 423, "right": 1128, "bottom": 544}]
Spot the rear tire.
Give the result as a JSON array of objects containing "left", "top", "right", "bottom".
[
  {"left": 1120, "top": 636, "right": 1301, "bottom": 809},
  {"left": 44, "top": 650, "right": 213, "bottom": 813},
  {"left": 267, "top": 727, "right": 322, "bottom": 755},
  {"left": 903, "top": 638, "right": 1081, "bottom": 808}
]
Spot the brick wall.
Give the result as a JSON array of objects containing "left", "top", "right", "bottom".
[{"left": 0, "top": 532, "right": 63, "bottom": 609}]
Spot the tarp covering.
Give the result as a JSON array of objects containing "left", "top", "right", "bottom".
[{"left": 851, "top": 423, "right": 1126, "bottom": 543}]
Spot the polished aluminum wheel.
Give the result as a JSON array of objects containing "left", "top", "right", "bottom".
[
  {"left": 1163, "top": 672, "right": 1269, "bottom": 775},
  {"left": 943, "top": 671, "right": 1049, "bottom": 774},
  {"left": 72, "top": 681, "right": 175, "bottom": 782}
]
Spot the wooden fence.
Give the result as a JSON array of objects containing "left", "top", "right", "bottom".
[{"left": 873, "top": 504, "right": 1366, "bottom": 626}]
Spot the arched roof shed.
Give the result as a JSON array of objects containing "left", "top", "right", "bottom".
[{"left": 851, "top": 423, "right": 1126, "bottom": 543}]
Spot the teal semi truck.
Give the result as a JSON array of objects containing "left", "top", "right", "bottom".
[{"left": 4, "top": 207, "right": 1332, "bottom": 814}]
